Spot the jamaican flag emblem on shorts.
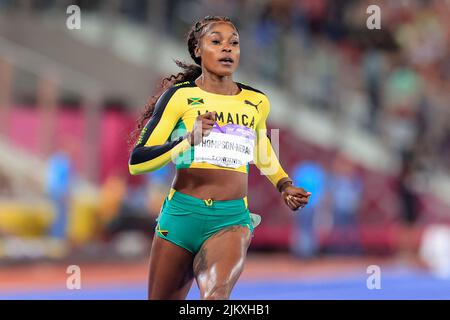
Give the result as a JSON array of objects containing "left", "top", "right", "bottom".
[
  {"left": 188, "top": 97, "right": 204, "bottom": 106},
  {"left": 156, "top": 223, "right": 169, "bottom": 237}
]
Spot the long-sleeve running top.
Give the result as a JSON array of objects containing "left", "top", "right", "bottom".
[{"left": 129, "top": 81, "right": 290, "bottom": 188}]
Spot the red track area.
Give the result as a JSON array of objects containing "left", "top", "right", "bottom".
[{"left": 0, "top": 254, "right": 402, "bottom": 293}]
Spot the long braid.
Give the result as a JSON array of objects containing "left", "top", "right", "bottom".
[{"left": 129, "top": 16, "right": 235, "bottom": 147}]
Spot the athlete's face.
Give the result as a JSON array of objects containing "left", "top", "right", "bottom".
[{"left": 195, "top": 22, "right": 240, "bottom": 77}]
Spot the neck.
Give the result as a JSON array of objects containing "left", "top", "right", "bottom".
[{"left": 195, "top": 71, "right": 239, "bottom": 95}]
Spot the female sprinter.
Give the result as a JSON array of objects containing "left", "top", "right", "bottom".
[{"left": 129, "top": 16, "right": 310, "bottom": 300}]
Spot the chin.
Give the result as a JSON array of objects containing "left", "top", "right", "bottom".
[
  {"left": 215, "top": 68, "right": 236, "bottom": 77},
  {"left": 219, "top": 71, "right": 234, "bottom": 77}
]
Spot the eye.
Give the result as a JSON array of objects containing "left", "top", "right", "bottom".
[
  {"left": 211, "top": 39, "right": 220, "bottom": 45},
  {"left": 232, "top": 41, "right": 239, "bottom": 46}
]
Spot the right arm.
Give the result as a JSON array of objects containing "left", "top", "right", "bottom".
[{"left": 129, "top": 89, "right": 191, "bottom": 175}]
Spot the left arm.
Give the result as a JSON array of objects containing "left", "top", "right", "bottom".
[{"left": 253, "top": 96, "right": 311, "bottom": 211}]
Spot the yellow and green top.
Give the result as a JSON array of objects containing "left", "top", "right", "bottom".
[{"left": 129, "top": 81, "right": 289, "bottom": 188}]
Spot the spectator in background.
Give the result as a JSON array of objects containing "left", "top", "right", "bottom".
[
  {"left": 254, "top": 0, "right": 293, "bottom": 83},
  {"left": 105, "top": 179, "right": 154, "bottom": 236},
  {"left": 327, "top": 152, "right": 363, "bottom": 255},
  {"left": 103, "top": 164, "right": 174, "bottom": 238},
  {"left": 398, "top": 151, "right": 420, "bottom": 224},
  {"left": 290, "top": 160, "right": 326, "bottom": 258},
  {"left": 361, "top": 30, "right": 390, "bottom": 133},
  {"left": 441, "top": 123, "right": 450, "bottom": 172},
  {"left": 397, "top": 149, "right": 421, "bottom": 262},
  {"left": 99, "top": 173, "right": 128, "bottom": 237},
  {"left": 46, "top": 148, "right": 72, "bottom": 241},
  {"left": 382, "top": 54, "right": 422, "bottom": 155},
  {"left": 0, "top": 168, "right": 13, "bottom": 198}
]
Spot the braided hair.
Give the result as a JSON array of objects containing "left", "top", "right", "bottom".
[{"left": 130, "top": 16, "right": 236, "bottom": 146}]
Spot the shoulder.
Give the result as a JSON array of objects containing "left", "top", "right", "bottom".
[
  {"left": 238, "top": 82, "right": 269, "bottom": 104},
  {"left": 238, "top": 82, "right": 271, "bottom": 115},
  {"left": 237, "top": 82, "right": 265, "bottom": 95},
  {"left": 172, "top": 81, "right": 196, "bottom": 89},
  {"left": 154, "top": 81, "right": 196, "bottom": 110},
  {"left": 160, "top": 81, "right": 196, "bottom": 101}
]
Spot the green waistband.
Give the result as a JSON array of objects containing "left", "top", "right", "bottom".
[{"left": 168, "top": 188, "right": 248, "bottom": 211}]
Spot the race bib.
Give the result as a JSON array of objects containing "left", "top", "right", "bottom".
[{"left": 194, "top": 123, "right": 255, "bottom": 168}]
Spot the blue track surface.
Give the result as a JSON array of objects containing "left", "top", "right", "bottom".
[{"left": 1, "top": 268, "right": 449, "bottom": 300}]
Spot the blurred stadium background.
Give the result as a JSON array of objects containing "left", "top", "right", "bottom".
[{"left": 0, "top": 0, "right": 450, "bottom": 299}]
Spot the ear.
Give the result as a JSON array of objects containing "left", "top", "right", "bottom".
[{"left": 194, "top": 44, "right": 201, "bottom": 58}]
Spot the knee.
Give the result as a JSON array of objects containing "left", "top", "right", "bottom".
[{"left": 201, "top": 283, "right": 231, "bottom": 300}]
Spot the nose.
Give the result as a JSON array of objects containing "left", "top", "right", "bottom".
[{"left": 222, "top": 44, "right": 232, "bottom": 52}]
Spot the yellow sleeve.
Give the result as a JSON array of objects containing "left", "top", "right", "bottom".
[
  {"left": 253, "top": 95, "right": 290, "bottom": 189},
  {"left": 129, "top": 87, "right": 191, "bottom": 175}
]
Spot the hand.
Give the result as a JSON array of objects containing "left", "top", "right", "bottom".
[
  {"left": 187, "top": 111, "right": 217, "bottom": 146},
  {"left": 282, "top": 185, "right": 311, "bottom": 212}
]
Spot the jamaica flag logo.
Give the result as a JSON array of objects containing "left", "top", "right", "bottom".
[
  {"left": 156, "top": 223, "right": 169, "bottom": 237},
  {"left": 188, "top": 97, "right": 204, "bottom": 106}
]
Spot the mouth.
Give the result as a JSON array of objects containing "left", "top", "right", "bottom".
[{"left": 218, "top": 57, "right": 234, "bottom": 66}]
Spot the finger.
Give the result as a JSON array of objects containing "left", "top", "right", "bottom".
[
  {"left": 202, "top": 112, "right": 213, "bottom": 119},
  {"left": 287, "top": 194, "right": 307, "bottom": 210},
  {"left": 202, "top": 120, "right": 214, "bottom": 126},
  {"left": 202, "top": 112, "right": 216, "bottom": 120},
  {"left": 289, "top": 197, "right": 306, "bottom": 210},
  {"left": 201, "top": 116, "right": 215, "bottom": 123},
  {"left": 289, "top": 201, "right": 300, "bottom": 211},
  {"left": 291, "top": 196, "right": 309, "bottom": 205},
  {"left": 202, "top": 119, "right": 215, "bottom": 126},
  {"left": 293, "top": 188, "right": 310, "bottom": 198},
  {"left": 286, "top": 197, "right": 298, "bottom": 210},
  {"left": 290, "top": 196, "right": 307, "bottom": 207},
  {"left": 202, "top": 123, "right": 214, "bottom": 130},
  {"left": 195, "top": 119, "right": 203, "bottom": 127},
  {"left": 191, "top": 133, "right": 203, "bottom": 145}
]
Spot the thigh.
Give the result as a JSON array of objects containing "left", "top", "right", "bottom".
[
  {"left": 194, "top": 225, "right": 252, "bottom": 300},
  {"left": 148, "top": 234, "right": 194, "bottom": 300}
]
